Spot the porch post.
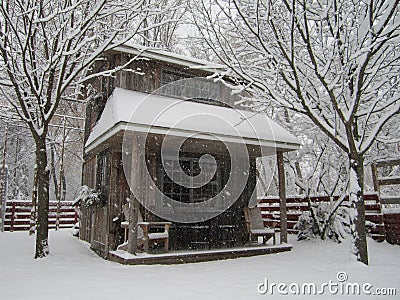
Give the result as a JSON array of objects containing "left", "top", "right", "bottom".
[
  {"left": 277, "top": 151, "right": 287, "bottom": 244},
  {"left": 127, "top": 200, "right": 138, "bottom": 254},
  {"left": 127, "top": 134, "right": 141, "bottom": 254}
]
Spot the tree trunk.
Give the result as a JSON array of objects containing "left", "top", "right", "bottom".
[
  {"left": 348, "top": 153, "right": 368, "bottom": 265},
  {"left": 34, "top": 136, "right": 50, "bottom": 259},
  {"left": 277, "top": 151, "right": 287, "bottom": 244},
  {"left": 50, "top": 144, "right": 59, "bottom": 201},
  {"left": 29, "top": 168, "right": 37, "bottom": 236}
]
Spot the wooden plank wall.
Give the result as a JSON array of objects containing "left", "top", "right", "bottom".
[
  {"left": 107, "top": 149, "right": 127, "bottom": 251},
  {"left": 90, "top": 149, "right": 110, "bottom": 257},
  {"left": 90, "top": 206, "right": 107, "bottom": 256},
  {"left": 85, "top": 53, "right": 244, "bottom": 143},
  {"left": 258, "top": 193, "right": 386, "bottom": 242}
]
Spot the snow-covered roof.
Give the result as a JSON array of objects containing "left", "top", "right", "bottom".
[
  {"left": 113, "top": 44, "right": 227, "bottom": 74},
  {"left": 84, "top": 88, "right": 300, "bottom": 153}
]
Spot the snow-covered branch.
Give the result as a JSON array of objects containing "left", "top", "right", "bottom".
[{"left": 192, "top": 0, "right": 400, "bottom": 265}]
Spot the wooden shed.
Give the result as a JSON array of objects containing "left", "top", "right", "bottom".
[{"left": 79, "top": 45, "right": 300, "bottom": 260}]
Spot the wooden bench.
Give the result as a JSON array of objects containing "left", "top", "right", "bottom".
[
  {"left": 244, "top": 207, "right": 276, "bottom": 245},
  {"left": 119, "top": 203, "right": 171, "bottom": 253},
  {"left": 138, "top": 222, "right": 171, "bottom": 252}
]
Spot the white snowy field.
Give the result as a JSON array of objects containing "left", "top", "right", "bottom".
[{"left": 0, "top": 230, "right": 399, "bottom": 300}]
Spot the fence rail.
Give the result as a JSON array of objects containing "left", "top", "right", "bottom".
[
  {"left": 3, "top": 200, "right": 78, "bottom": 232},
  {"left": 383, "top": 212, "right": 400, "bottom": 245},
  {"left": 371, "top": 158, "right": 400, "bottom": 205}
]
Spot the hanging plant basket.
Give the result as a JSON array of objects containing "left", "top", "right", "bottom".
[{"left": 73, "top": 185, "right": 105, "bottom": 208}]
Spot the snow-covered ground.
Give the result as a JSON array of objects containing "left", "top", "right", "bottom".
[{"left": 0, "top": 230, "right": 399, "bottom": 299}]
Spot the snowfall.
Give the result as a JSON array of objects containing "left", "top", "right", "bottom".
[{"left": 0, "top": 230, "right": 399, "bottom": 300}]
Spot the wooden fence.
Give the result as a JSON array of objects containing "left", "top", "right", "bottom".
[
  {"left": 370, "top": 157, "right": 400, "bottom": 244},
  {"left": 371, "top": 158, "right": 400, "bottom": 205},
  {"left": 383, "top": 212, "right": 400, "bottom": 245},
  {"left": 3, "top": 200, "right": 78, "bottom": 232},
  {"left": 258, "top": 193, "right": 386, "bottom": 242}
]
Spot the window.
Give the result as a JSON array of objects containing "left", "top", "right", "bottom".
[
  {"left": 96, "top": 150, "right": 110, "bottom": 196},
  {"left": 161, "top": 155, "right": 221, "bottom": 204},
  {"left": 160, "top": 69, "right": 220, "bottom": 101}
]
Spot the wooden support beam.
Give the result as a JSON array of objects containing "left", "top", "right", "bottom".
[
  {"left": 277, "top": 151, "right": 287, "bottom": 244},
  {"left": 127, "top": 200, "right": 138, "bottom": 254},
  {"left": 127, "top": 135, "right": 141, "bottom": 255},
  {"left": 371, "top": 163, "right": 379, "bottom": 192}
]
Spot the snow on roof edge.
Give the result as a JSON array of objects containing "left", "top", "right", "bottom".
[
  {"left": 85, "top": 88, "right": 301, "bottom": 154},
  {"left": 113, "top": 44, "right": 227, "bottom": 73}
]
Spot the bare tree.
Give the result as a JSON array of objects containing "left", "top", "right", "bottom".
[
  {"left": 135, "top": 0, "right": 188, "bottom": 51},
  {"left": 193, "top": 0, "right": 400, "bottom": 264},
  {"left": 0, "top": 0, "right": 175, "bottom": 258}
]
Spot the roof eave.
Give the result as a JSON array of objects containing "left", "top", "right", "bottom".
[{"left": 84, "top": 122, "right": 300, "bottom": 155}]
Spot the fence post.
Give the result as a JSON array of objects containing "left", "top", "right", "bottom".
[
  {"left": 10, "top": 201, "right": 16, "bottom": 232},
  {"left": 74, "top": 206, "right": 79, "bottom": 224}
]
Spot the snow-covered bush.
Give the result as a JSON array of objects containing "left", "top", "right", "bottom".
[
  {"left": 73, "top": 186, "right": 103, "bottom": 208},
  {"left": 294, "top": 211, "right": 318, "bottom": 240},
  {"left": 295, "top": 202, "right": 350, "bottom": 243}
]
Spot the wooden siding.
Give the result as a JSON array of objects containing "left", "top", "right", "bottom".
[
  {"left": 90, "top": 206, "right": 108, "bottom": 256},
  {"left": 84, "top": 52, "right": 245, "bottom": 143},
  {"left": 80, "top": 149, "right": 112, "bottom": 257},
  {"left": 80, "top": 157, "right": 96, "bottom": 243}
]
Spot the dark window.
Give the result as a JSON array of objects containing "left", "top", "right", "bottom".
[{"left": 161, "top": 155, "right": 221, "bottom": 204}]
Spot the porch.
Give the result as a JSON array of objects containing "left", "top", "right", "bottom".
[{"left": 109, "top": 242, "right": 292, "bottom": 265}]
